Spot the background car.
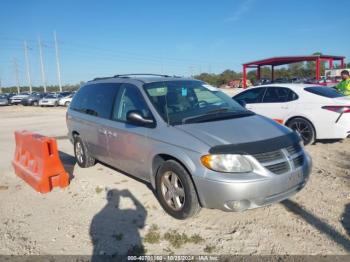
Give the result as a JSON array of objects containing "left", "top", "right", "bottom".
[
  {"left": 21, "top": 93, "right": 46, "bottom": 106},
  {"left": 39, "top": 93, "right": 63, "bottom": 107},
  {"left": 9, "top": 93, "right": 30, "bottom": 105},
  {"left": 233, "top": 84, "right": 350, "bottom": 145},
  {"left": 0, "top": 94, "right": 10, "bottom": 106},
  {"left": 58, "top": 93, "right": 74, "bottom": 106},
  {"left": 59, "top": 91, "right": 73, "bottom": 97}
]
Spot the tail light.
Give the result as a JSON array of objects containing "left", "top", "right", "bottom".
[{"left": 322, "top": 106, "right": 350, "bottom": 113}]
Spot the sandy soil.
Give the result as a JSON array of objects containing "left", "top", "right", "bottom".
[{"left": 0, "top": 99, "right": 350, "bottom": 256}]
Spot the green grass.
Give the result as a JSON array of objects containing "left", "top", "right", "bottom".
[
  {"left": 203, "top": 245, "right": 216, "bottom": 253},
  {"left": 163, "top": 230, "right": 204, "bottom": 249},
  {"left": 144, "top": 224, "right": 161, "bottom": 244},
  {"left": 95, "top": 186, "right": 103, "bottom": 194}
]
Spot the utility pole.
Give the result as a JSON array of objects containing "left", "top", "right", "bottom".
[
  {"left": 54, "top": 31, "right": 62, "bottom": 92},
  {"left": 38, "top": 36, "right": 47, "bottom": 92},
  {"left": 24, "top": 41, "right": 32, "bottom": 93},
  {"left": 13, "top": 58, "right": 20, "bottom": 94}
]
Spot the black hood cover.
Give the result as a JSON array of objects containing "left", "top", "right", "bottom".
[{"left": 209, "top": 132, "right": 301, "bottom": 155}]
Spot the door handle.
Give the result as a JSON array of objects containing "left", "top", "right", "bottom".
[
  {"left": 98, "top": 128, "right": 107, "bottom": 135},
  {"left": 107, "top": 130, "right": 117, "bottom": 137}
]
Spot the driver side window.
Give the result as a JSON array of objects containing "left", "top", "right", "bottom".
[{"left": 112, "top": 84, "right": 152, "bottom": 122}]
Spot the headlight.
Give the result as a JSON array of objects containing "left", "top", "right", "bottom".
[{"left": 200, "top": 154, "right": 252, "bottom": 173}]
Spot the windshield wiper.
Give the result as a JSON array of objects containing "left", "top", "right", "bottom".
[
  {"left": 182, "top": 109, "right": 252, "bottom": 124},
  {"left": 205, "top": 107, "right": 229, "bottom": 114}
]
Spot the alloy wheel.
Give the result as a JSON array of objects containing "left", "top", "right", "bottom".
[
  {"left": 160, "top": 171, "right": 186, "bottom": 211},
  {"left": 290, "top": 121, "right": 312, "bottom": 144},
  {"left": 75, "top": 141, "right": 84, "bottom": 164}
]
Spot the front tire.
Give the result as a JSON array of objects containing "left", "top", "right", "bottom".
[
  {"left": 287, "top": 118, "right": 315, "bottom": 145},
  {"left": 74, "top": 136, "right": 96, "bottom": 168},
  {"left": 65, "top": 101, "right": 70, "bottom": 107},
  {"left": 156, "top": 160, "right": 201, "bottom": 219}
]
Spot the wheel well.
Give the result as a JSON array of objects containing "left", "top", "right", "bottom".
[
  {"left": 152, "top": 154, "right": 186, "bottom": 178},
  {"left": 285, "top": 116, "right": 317, "bottom": 138},
  {"left": 152, "top": 154, "right": 202, "bottom": 206}
]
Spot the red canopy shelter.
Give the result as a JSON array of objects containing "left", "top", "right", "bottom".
[{"left": 242, "top": 55, "right": 346, "bottom": 88}]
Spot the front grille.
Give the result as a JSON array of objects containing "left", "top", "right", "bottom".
[
  {"left": 286, "top": 144, "right": 302, "bottom": 155},
  {"left": 293, "top": 154, "right": 304, "bottom": 168},
  {"left": 252, "top": 150, "right": 284, "bottom": 163},
  {"left": 265, "top": 162, "right": 290, "bottom": 175},
  {"left": 252, "top": 143, "right": 304, "bottom": 175}
]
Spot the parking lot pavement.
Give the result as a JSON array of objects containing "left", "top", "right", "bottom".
[{"left": 1, "top": 104, "right": 350, "bottom": 255}]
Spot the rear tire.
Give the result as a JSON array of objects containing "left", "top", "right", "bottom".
[
  {"left": 155, "top": 160, "right": 201, "bottom": 219},
  {"left": 287, "top": 117, "right": 315, "bottom": 145},
  {"left": 74, "top": 136, "right": 96, "bottom": 168}
]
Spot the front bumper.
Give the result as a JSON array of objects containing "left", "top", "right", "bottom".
[
  {"left": 193, "top": 153, "right": 312, "bottom": 211},
  {"left": 10, "top": 100, "right": 22, "bottom": 104},
  {"left": 39, "top": 101, "right": 56, "bottom": 106}
]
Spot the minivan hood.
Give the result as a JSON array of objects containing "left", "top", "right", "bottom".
[{"left": 176, "top": 114, "right": 292, "bottom": 147}]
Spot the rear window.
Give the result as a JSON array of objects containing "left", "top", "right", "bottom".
[{"left": 304, "top": 86, "right": 344, "bottom": 98}]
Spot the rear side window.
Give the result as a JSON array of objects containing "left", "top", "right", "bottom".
[
  {"left": 70, "top": 83, "right": 120, "bottom": 118},
  {"left": 234, "top": 87, "right": 266, "bottom": 103},
  {"left": 263, "top": 87, "right": 298, "bottom": 103},
  {"left": 304, "top": 86, "right": 344, "bottom": 98}
]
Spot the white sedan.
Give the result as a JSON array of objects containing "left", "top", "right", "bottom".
[
  {"left": 233, "top": 84, "right": 350, "bottom": 145},
  {"left": 58, "top": 94, "right": 74, "bottom": 107},
  {"left": 39, "top": 94, "right": 63, "bottom": 107}
]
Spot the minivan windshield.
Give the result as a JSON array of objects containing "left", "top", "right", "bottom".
[{"left": 143, "top": 80, "right": 252, "bottom": 125}]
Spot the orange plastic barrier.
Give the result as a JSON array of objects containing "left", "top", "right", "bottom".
[{"left": 12, "top": 131, "right": 69, "bottom": 193}]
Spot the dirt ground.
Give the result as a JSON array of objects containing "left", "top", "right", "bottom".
[{"left": 1, "top": 96, "right": 350, "bottom": 256}]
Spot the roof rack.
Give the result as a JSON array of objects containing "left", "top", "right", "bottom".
[
  {"left": 113, "top": 74, "right": 173, "bottom": 78},
  {"left": 90, "top": 76, "right": 113, "bottom": 81},
  {"left": 90, "top": 74, "right": 183, "bottom": 82}
]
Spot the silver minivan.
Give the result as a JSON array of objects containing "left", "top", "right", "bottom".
[{"left": 66, "top": 74, "right": 312, "bottom": 219}]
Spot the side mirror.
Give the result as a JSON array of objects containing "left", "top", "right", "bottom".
[
  {"left": 126, "top": 110, "right": 155, "bottom": 127},
  {"left": 237, "top": 99, "right": 246, "bottom": 108}
]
